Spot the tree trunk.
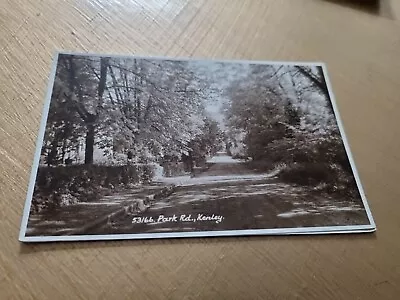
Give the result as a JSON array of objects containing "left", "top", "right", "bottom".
[
  {"left": 61, "top": 139, "right": 67, "bottom": 164},
  {"left": 188, "top": 150, "right": 195, "bottom": 175},
  {"left": 84, "top": 124, "right": 95, "bottom": 164},
  {"left": 47, "top": 140, "right": 58, "bottom": 166}
]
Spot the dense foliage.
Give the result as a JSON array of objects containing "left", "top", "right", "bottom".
[
  {"left": 31, "top": 164, "right": 153, "bottom": 213},
  {"left": 224, "top": 64, "right": 358, "bottom": 197}
]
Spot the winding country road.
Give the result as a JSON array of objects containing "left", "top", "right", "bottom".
[
  {"left": 26, "top": 152, "right": 369, "bottom": 236},
  {"left": 90, "top": 152, "right": 369, "bottom": 235}
]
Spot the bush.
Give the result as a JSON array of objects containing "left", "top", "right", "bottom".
[
  {"left": 245, "top": 160, "right": 274, "bottom": 172},
  {"left": 277, "top": 162, "right": 360, "bottom": 198},
  {"left": 32, "top": 164, "right": 154, "bottom": 213},
  {"left": 278, "top": 163, "right": 334, "bottom": 186}
]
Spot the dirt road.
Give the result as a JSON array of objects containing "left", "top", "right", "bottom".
[
  {"left": 27, "top": 153, "right": 369, "bottom": 236},
  {"left": 90, "top": 153, "right": 369, "bottom": 234}
]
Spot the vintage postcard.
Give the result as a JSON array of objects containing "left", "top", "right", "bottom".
[{"left": 19, "top": 52, "right": 375, "bottom": 242}]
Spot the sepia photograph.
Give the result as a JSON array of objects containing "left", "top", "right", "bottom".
[{"left": 19, "top": 52, "right": 375, "bottom": 242}]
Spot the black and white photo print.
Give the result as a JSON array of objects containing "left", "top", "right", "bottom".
[{"left": 19, "top": 52, "right": 375, "bottom": 242}]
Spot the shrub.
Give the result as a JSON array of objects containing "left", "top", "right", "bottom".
[
  {"left": 32, "top": 164, "right": 154, "bottom": 213},
  {"left": 277, "top": 162, "right": 360, "bottom": 198},
  {"left": 245, "top": 160, "right": 274, "bottom": 172},
  {"left": 278, "top": 163, "right": 334, "bottom": 186}
]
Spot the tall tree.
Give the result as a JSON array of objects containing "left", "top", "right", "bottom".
[
  {"left": 101, "top": 58, "right": 207, "bottom": 161},
  {"left": 59, "top": 55, "right": 109, "bottom": 164}
]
